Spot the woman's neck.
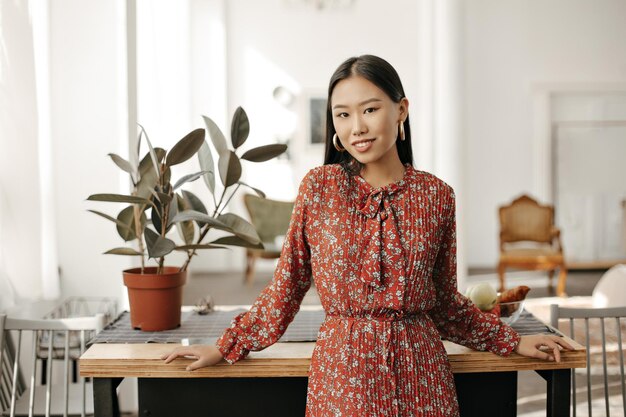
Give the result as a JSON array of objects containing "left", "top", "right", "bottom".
[{"left": 359, "top": 158, "right": 406, "bottom": 189}]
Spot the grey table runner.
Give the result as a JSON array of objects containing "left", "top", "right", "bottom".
[{"left": 90, "top": 309, "right": 554, "bottom": 345}]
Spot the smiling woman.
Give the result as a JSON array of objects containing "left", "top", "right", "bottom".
[{"left": 161, "top": 54, "right": 572, "bottom": 417}]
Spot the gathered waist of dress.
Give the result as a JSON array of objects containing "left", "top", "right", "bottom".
[{"left": 325, "top": 310, "right": 426, "bottom": 323}]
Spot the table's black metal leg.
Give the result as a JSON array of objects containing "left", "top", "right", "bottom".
[
  {"left": 537, "top": 369, "right": 571, "bottom": 417},
  {"left": 139, "top": 377, "right": 308, "bottom": 417},
  {"left": 454, "top": 371, "right": 517, "bottom": 417},
  {"left": 93, "top": 377, "right": 123, "bottom": 417}
]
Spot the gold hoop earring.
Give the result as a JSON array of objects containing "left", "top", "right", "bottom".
[
  {"left": 399, "top": 121, "right": 406, "bottom": 141},
  {"left": 333, "top": 133, "right": 345, "bottom": 152}
]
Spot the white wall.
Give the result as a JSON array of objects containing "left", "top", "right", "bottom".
[
  {"left": 0, "top": 0, "right": 44, "bottom": 301},
  {"left": 49, "top": 0, "right": 131, "bottom": 299},
  {"left": 225, "top": 0, "right": 420, "bottom": 186},
  {"left": 464, "top": 0, "right": 626, "bottom": 267},
  {"left": 187, "top": 0, "right": 423, "bottom": 272}
]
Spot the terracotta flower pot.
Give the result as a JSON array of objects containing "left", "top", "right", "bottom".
[{"left": 123, "top": 266, "right": 187, "bottom": 331}]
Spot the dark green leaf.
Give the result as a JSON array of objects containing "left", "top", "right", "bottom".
[
  {"left": 181, "top": 190, "right": 207, "bottom": 215},
  {"left": 202, "top": 115, "right": 228, "bottom": 156},
  {"left": 198, "top": 141, "right": 216, "bottom": 194},
  {"left": 87, "top": 194, "right": 153, "bottom": 206},
  {"left": 238, "top": 181, "right": 266, "bottom": 198},
  {"left": 144, "top": 228, "right": 176, "bottom": 258},
  {"left": 88, "top": 210, "right": 135, "bottom": 232},
  {"left": 173, "top": 171, "right": 208, "bottom": 190},
  {"left": 217, "top": 213, "right": 261, "bottom": 244},
  {"left": 104, "top": 247, "right": 143, "bottom": 256},
  {"left": 218, "top": 151, "right": 242, "bottom": 187},
  {"left": 136, "top": 166, "right": 159, "bottom": 200},
  {"left": 174, "top": 244, "right": 226, "bottom": 251},
  {"left": 176, "top": 194, "right": 195, "bottom": 244},
  {"left": 210, "top": 235, "right": 264, "bottom": 249},
  {"left": 163, "top": 166, "right": 172, "bottom": 186},
  {"left": 171, "top": 210, "right": 229, "bottom": 230},
  {"left": 108, "top": 153, "right": 133, "bottom": 174},
  {"left": 139, "top": 148, "right": 166, "bottom": 176},
  {"left": 156, "top": 192, "right": 173, "bottom": 205},
  {"left": 116, "top": 206, "right": 147, "bottom": 242},
  {"left": 230, "top": 107, "right": 250, "bottom": 149},
  {"left": 240, "top": 144, "right": 287, "bottom": 162},
  {"left": 181, "top": 191, "right": 208, "bottom": 227},
  {"left": 166, "top": 128, "right": 205, "bottom": 167},
  {"left": 166, "top": 197, "right": 178, "bottom": 231},
  {"left": 151, "top": 199, "right": 163, "bottom": 234}
]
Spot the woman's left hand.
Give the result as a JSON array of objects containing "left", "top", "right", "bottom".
[{"left": 514, "top": 334, "right": 574, "bottom": 362}]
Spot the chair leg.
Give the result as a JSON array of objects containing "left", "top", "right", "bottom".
[
  {"left": 497, "top": 264, "right": 506, "bottom": 293},
  {"left": 41, "top": 358, "right": 47, "bottom": 385},
  {"left": 556, "top": 266, "right": 568, "bottom": 297},
  {"left": 245, "top": 254, "right": 256, "bottom": 286},
  {"left": 547, "top": 269, "right": 555, "bottom": 290}
]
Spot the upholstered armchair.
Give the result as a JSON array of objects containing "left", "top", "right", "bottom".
[
  {"left": 497, "top": 194, "right": 568, "bottom": 296},
  {"left": 243, "top": 194, "right": 294, "bottom": 286}
]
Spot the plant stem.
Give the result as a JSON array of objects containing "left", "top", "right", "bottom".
[
  {"left": 220, "top": 184, "right": 241, "bottom": 212},
  {"left": 180, "top": 183, "right": 233, "bottom": 272},
  {"left": 133, "top": 205, "right": 145, "bottom": 273}
]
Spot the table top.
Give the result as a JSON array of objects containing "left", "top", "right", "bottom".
[{"left": 80, "top": 305, "right": 586, "bottom": 378}]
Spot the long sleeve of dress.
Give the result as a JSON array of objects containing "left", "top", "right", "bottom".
[
  {"left": 215, "top": 170, "right": 316, "bottom": 364},
  {"left": 428, "top": 189, "right": 520, "bottom": 356}
]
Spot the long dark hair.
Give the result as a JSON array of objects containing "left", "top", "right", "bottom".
[{"left": 323, "top": 55, "right": 413, "bottom": 174}]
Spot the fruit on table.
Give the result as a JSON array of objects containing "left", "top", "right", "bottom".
[
  {"left": 497, "top": 286, "right": 531, "bottom": 303},
  {"left": 466, "top": 283, "right": 498, "bottom": 311},
  {"left": 497, "top": 285, "right": 531, "bottom": 316}
]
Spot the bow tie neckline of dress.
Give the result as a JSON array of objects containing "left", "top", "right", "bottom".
[{"left": 354, "top": 165, "right": 411, "bottom": 290}]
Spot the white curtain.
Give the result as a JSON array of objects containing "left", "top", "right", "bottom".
[{"left": 0, "top": 0, "right": 60, "bottom": 302}]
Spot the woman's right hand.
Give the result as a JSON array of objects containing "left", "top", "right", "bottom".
[{"left": 161, "top": 344, "right": 224, "bottom": 371}]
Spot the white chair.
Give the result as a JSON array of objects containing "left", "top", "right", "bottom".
[
  {"left": 592, "top": 264, "right": 626, "bottom": 308},
  {"left": 550, "top": 304, "right": 626, "bottom": 417},
  {"left": 0, "top": 314, "right": 106, "bottom": 417},
  {"left": 38, "top": 297, "right": 117, "bottom": 385}
]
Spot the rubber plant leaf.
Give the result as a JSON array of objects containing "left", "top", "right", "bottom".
[
  {"left": 218, "top": 150, "right": 242, "bottom": 187},
  {"left": 202, "top": 115, "right": 229, "bottom": 156},
  {"left": 198, "top": 140, "right": 216, "bottom": 195},
  {"left": 181, "top": 190, "right": 207, "bottom": 215},
  {"left": 170, "top": 210, "right": 230, "bottom": 231},
  {"left": 240, "top": 144, "right": 287, "bottom": 162},
  {"left": 174, "top": 244, "right": 226, "bottom": 251},
  {"left": 230, "top": 106, "right": 250, "bottom": 149},
  {"left": 217, "top": 213, "right": 261, "bottom": 245},
  {"left": 210, "top": 235, "right": 264, "bottom": 249},
  {"left": 87, "top": 210, "right": 135, "bottom": 234},
  {"left": 166, "top": 128, "right": 205, "bottom": 167},
  {"left": 144, "top": 228, "right": 176, "bottom": 258},
  {"left": 139, "top": 124, "right": 160, "bottom": 177},
  {"left": 104, "top": 248, "right": 143, "bottom": 256},
  {"left": 108, "top": 153, "right": 133, "bottom": 176},
  {"left": 173, "top": 171, "right": 208, "bottom": 190},
  {"left": 116, "top": 206, "right": 147, "bottom": 242},
  {"left": 87, "top": 194, "right": 154, "bottom": 207},
  {"left": 175, "top": 194, "right": 195, "bottom": 245}
]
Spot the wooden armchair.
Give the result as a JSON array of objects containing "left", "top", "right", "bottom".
[
  {"left": 243, "top": 194, "right": 294, "bottom": 286},
  {"left": 497, "top": 194, "right": 568, "bottom": 296}
]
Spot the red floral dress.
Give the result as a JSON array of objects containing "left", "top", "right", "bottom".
[{"left": 216, "top": 164, "right": 520, "bottom": 417}]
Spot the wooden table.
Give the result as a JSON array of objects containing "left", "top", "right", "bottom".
[{"left": 80, "top": 309, "right": 586, "bottom": 417}]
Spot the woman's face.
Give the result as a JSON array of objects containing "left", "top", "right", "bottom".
[{"left": 330, "top": 75, "right": 408, "bottom": 168}]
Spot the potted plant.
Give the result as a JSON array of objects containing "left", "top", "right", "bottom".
[{"left": 87, "top": 108, "right": 286, "bottom": 331}]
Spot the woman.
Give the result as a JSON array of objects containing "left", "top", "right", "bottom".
[{"left": 163, "top": 55, "right": 572, "bottom": 416}]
